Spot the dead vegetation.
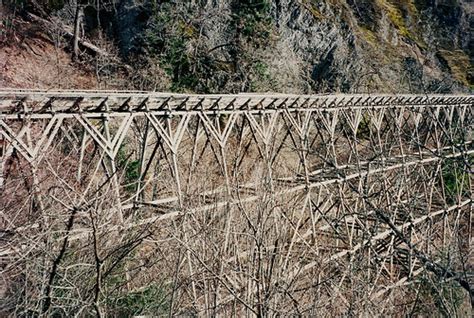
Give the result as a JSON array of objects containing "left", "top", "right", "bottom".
[{"left": 0, "top": 93, "right": 472, "bottom": 316}]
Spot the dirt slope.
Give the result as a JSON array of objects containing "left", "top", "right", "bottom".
[{"left": 0, "top": 16, "right": 97, "bottom": 89}]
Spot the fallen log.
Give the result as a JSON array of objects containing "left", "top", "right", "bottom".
[{"left": 26, "top": 12, "right": 110, "bottom": 57}]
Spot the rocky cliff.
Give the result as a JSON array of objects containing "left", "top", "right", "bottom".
[{"left": 3, "top": 0, "right": 473, "bottom": 93}]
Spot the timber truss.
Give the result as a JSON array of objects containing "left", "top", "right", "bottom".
[{"left": 0, "top": 89, "right": 473, "bottom": 315}]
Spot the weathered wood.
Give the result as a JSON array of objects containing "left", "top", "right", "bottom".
[
  {"left": 1, "top": 90, "right": 472, "bottom": 313},
  {"left": 72, "top": 5, "right": 84, "bottom": 61},
  {"left": 26, "top": 12, "right": 110, "bottom": 57}
]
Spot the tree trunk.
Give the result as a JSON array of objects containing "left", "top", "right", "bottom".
[{"left": 72, "top": 4, "right": 84, "bottom": 61}]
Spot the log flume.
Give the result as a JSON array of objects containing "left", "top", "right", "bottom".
[{"left": 1, "top": 90, "right": 473, "bottom": 315}]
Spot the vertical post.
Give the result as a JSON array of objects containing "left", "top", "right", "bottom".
[
  {"left": 136, "top": 119, "right": 150, "bottom": 202},
  {"left": 101, "top": 111, "right": 131, "bottom": 292},
  {"left": 165, "top": 113, "right": 198, "bottom": 310},
  {"left": 77, "top": 128, "right": 87, "bottom": 183},
  {"left": 102, "top": 114, "right": 124, "bottom": 224},
  {"left": 0, "top": 137, "right": 12, "bottom": 189}
]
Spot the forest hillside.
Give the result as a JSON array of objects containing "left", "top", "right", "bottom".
[{"left": 1, "top": 0, "right": 473, "bottom": 93}]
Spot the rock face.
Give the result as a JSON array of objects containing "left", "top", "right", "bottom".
[{"left": 90, "top": 0, "right": 474, "bottom": 93}]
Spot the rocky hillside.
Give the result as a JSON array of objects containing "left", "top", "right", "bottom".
[{"left": 2, "top": 0, "right": 473, "bottom": 93}]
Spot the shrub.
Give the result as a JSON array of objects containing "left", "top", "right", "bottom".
[
  {"left": 108, "top": 284, "right": 170, "bottom": 317},
  {"left": 442, "top": 157, "right": 470, "bottom": 204}
]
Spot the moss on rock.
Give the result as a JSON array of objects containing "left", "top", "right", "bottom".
[{"left": 438, "top": 50, "right": 473, "bottom": 87}]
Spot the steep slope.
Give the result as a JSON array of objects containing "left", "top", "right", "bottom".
[
  {"left": 1, "top": 0, "right": 473, "bottom": 93},
  {"left": 108, "top": 0, "right": 473, "bottom": 93},
  {"left": 0, "top": 8, "right": 98, "bottom": 89}
]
